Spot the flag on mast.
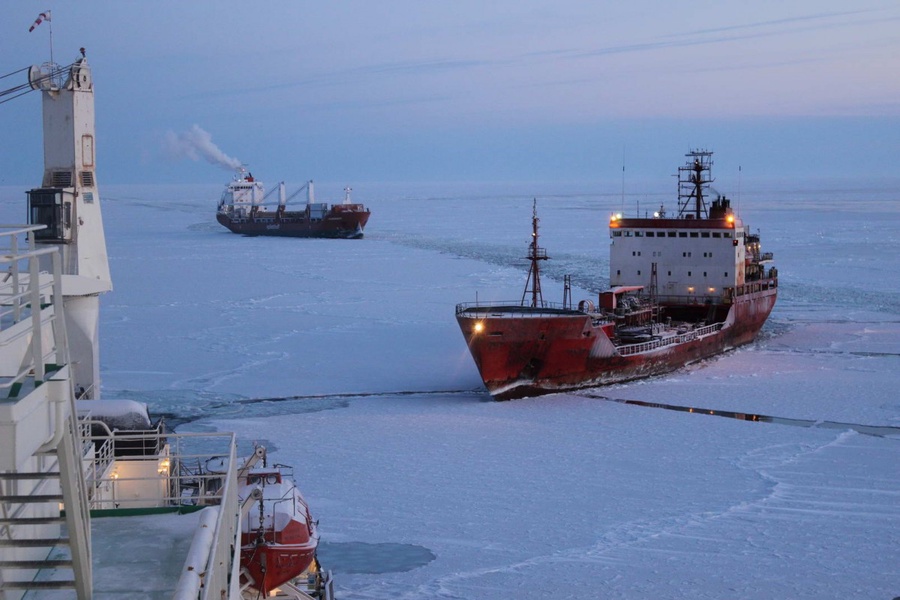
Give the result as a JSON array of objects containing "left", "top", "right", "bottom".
[{"left": 28, "top": 11, "right": 51, "bottom": 32}]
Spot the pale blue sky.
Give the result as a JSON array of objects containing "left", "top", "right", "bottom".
[{"left": 2, "top": 1, "right": 898, "bottom": 185}]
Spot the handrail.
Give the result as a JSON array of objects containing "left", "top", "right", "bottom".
[
  {"left": 456, "top": 301, "right": 587, "bottom": 317},
  {"left": 0, "top": 226, "right": 66, "bottom": 394},
  {"left": 84, "top": 430, "right": 238, "bottom": 510},
  {"left": 200, "top": 441, "right": 239, "bottom": 600},
  {"left": 0, "top": 224, "right": 48, "bottom": 237},
  {"left": 617, "top": 322, "right": 724, "bottom": 356}
]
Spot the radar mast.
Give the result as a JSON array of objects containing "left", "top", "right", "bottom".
[{"left": 677, "top": 150, "right": 714, "bottom": 219}]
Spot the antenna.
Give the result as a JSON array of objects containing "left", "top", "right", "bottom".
[
  {"left": 677, "top": 149, "right": 714, "bottom": 219},
  {"left": 620, "top": 146, "right": 626, "bottom": 214},
  {"left": 521, "top": 199, "right": 549, "bottom": 308}
]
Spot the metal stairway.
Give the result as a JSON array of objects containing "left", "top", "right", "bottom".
[
  {"left": 0, "top": 227, "right": 92, "bottom": 600},
  {"left": 0, "top": 449, "right": 74, "bottom": 595}
]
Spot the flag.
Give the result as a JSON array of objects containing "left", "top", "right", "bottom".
[{"left": 28, "top": 11, "right": 51, "bottom": 32}]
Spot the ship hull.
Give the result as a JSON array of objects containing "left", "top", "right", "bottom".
[
  {"left": 240, "top": 528, "right": 317, "bottom": 594},
  {"left": 216, "top": 210, "right": 369, "bottom": 239},
  {"left": 457, "top": 286, "right": 776, "bottom": 400}
]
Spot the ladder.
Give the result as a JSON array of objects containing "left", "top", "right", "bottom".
[{"left": 0, "top": 227, "right": 92, "bottom": 599}]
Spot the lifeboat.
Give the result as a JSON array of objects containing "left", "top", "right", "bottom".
[{"left": 238, "top": 464, "right": 319, "bottom": 594}]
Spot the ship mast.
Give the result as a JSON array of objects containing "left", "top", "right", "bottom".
[
  {"left": 521, "top": 199, "right": 548, "bottom": 308},
  {"left": 677, "top": 149, "right": 714, "bottom": 219}
]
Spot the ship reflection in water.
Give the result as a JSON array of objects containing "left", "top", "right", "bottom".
[{"left": 579, "top": 393, "right": 900, "bottom": 438}]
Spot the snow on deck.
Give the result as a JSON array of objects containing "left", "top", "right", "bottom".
[{"left": 91, "top": 511, "right": 201, "bottom": 599}]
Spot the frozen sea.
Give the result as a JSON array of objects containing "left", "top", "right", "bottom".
[{"left": 2, "top": 177, "right": 899, "bottom": 599}]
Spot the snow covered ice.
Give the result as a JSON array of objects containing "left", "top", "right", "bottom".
[{"left": 2, "top": 177, "right": 898, "bottom": 599}]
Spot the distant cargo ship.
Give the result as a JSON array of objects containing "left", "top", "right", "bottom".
[
  {"left": 216, "top": 171, "right": 370, "bottom": 238},
  {"left": 456, "top": 150, "right": 778, "bottom": 399}
]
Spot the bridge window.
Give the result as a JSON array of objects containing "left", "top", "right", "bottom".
[
  {"left": 668, "top": 232, "right": 676, "bottom": 237},
  {"left": 701, "top": 232, "right": 710, "bottom": 238},
  {"left": 679, "top": 232, "right": 687, "bottom": 237},
  {"left": 690, "top": 232, "right": 699, "bottom": 238},
  {"left": 713, "top": 232, "right": 722, "bottom": 238}
]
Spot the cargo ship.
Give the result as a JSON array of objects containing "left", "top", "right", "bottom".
[
  {"left": 456, "top": 150, "right": 778, "bottom": 400},
  {"left": 216, "top": 172, "right": 370, "bottom": 238}
]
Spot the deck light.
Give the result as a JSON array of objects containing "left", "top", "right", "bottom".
[{"left": 473, "top": 322, "right": 484, "bottom": 334}]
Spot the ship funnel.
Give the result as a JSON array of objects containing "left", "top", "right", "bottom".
[
  {"left": 307, "top": 180, "right": 315, "bottom": 204},
  {"left": 344, "top": 186, "right": 352, "bottom": 204},
  {"left": 279, "top": 182, "right": 286, "bottom": 206}
]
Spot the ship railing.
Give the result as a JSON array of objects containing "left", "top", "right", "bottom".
[
  {"left": 656, "top": 294, "right": 726, "bottom": 306},
  {"left": 198, "top": 438, "right": 239, "bottom": 600},
  {"left": 78, "top": 427, "right": 242, "bottom": 597},
  {"left": 0, "top": 224, "right": 67, "bottom": 394},
  {"left": 617, "top": 322, "right": 724, "bottom": 356},
  {"left": 83, "top": 430, "right": 238, "bottom": 511},
  {"left": 455, "top": 300, "right": 587, "bottom": 317},
  {"left": 731, "top": 277, "right": 778, "bottom": 298},
  {"left": 76, "top": 409, "right": 108, "bottom": 480}
]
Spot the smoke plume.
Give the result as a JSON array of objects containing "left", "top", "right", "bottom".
[{"left": 163, "top": 125, "right": 242, "bottom": 171}]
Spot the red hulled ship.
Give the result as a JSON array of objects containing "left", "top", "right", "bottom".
[
  {"left": 216, "top": 171, "right": 370, "bottom": 238},
  {"left": 456, "top": 150, "right": 778, "bottom": 400}
]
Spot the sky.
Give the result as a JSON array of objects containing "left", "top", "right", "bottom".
[{"left": 2, "top": 1, "right": 899, "bottom": 185}]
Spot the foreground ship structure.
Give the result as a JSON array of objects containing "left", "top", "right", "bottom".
[
  {"left": 217, "top": 172, "right": 370, "bottom": 238},
  {"left": 456, "top": 151, "right": 778, "bottom": 399},
  {"left": 1, "top": 53, "right": 331, "bottom": 600}
]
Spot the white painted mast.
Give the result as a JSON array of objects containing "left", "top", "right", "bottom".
[{"left": 27, "top": 52, "right": 112, "bottom": 399}]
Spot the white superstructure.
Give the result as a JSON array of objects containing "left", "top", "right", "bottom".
[
  {"left": 609, "top": 207, "right": 747, "bottom": 300},
  {"left": 609, "top": 151, "right": 763, "bottom": 304}
]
